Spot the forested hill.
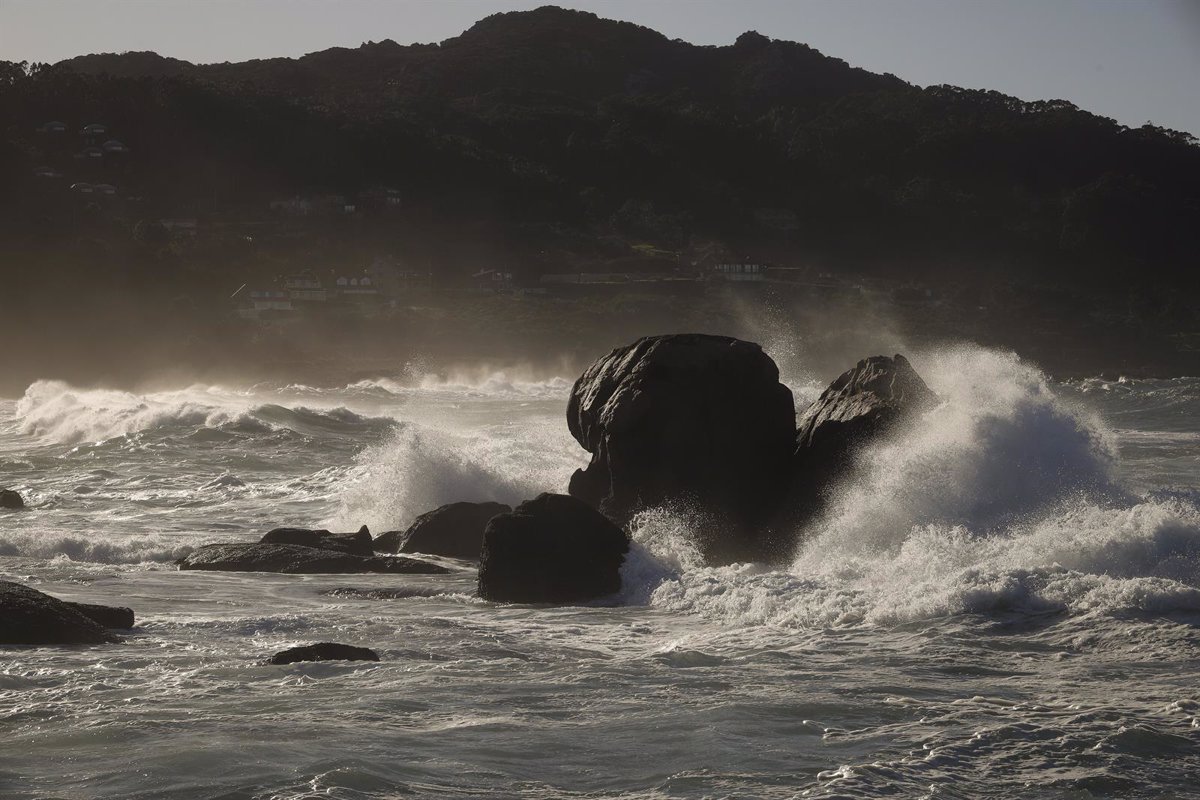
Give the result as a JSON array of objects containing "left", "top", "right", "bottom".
[{"left": 2, "top": 4, "right": 1198, "bottom": 295}]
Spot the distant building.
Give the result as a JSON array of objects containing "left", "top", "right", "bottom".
[
  {"left": 713, "top": 263, "right": 765, "bottom": 282},
  {"left": 284, "top": 271, "right": 327, "bottom": 301},
  {"left": 335, "top": 274, "right": 379, "bottom": 298}
]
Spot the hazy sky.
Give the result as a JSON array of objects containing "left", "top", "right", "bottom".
[{"left": 3, "top": 0, "right": 1198, "bottom": 134}]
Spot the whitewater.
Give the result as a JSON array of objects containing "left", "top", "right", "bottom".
[{"left": 2, "top": 345, "right": 1199, "bottom": 799}]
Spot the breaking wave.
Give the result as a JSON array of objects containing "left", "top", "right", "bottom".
[
  {"left": 12, "top": 380, "right": 395, "bottom": 444},
  {"left": 627, "top": 346, "right": 1200, "bottom": 627}
]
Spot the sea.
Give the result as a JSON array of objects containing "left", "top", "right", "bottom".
[{"left": 2, "top": 344, "right": 1198, "bottom": 799}]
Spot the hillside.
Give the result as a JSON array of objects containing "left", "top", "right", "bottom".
[{"left": 1, "top": 5, "right": 1198, "bottom": 386}]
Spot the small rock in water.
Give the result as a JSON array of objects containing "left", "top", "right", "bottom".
[
  {"left": 0, "top": 581, "right": 124, "bottom": 645},
  {"left": 0, "top": 489, "right": 25, "bottom": 510},
  {"left": 267, "top": 642, "right": 380, "bottom": 665},
  {"left": 374, "top": 501, "right": 511, "bottom": 560},
  {"left": 260, "top": 525, "right": 373, "bottom": 557}
]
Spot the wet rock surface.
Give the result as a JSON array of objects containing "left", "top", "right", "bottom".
[
  {"left": 374, "top": 501, "right": 511, "bottom": 560},
  {"left": 260, "top": 526, "right": 374, "bottom": 557},
  {"left": 0, "top": 581, "right": 123, "bottom": 645},
  {"left": 267, "top": 642, "right": 380, "bottom": 665}
]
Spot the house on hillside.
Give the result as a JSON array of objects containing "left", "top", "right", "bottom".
[
  {"left": 712, "top": 263, "right": 766, "bottom": 282},
  {"left": 284, "top": 271, "right": 327, "bottom": 302},
  {"left": 335, "top": 274, "right": 379, "bottom": 299}
]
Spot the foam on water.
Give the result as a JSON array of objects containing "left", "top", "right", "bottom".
[
  {"left": 3, "top": 350, "right": 1200, "bottom": 799},
  {"left": 632, "top": 346, "right": 1200, "bottom": 628}
]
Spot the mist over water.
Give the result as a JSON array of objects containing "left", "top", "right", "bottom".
[{"left": 3, "top": 343, "right": 1199, "bottom": 798}]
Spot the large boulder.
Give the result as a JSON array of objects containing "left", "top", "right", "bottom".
[
  {"left": 374, "top": 501, "right": 512, "bottom": 560},
  {"left": 260, "top": 526, "right": 373, "bottom": 557},
  {"left": 567, "top": 334, "right": 795, "bottom": 559},
  {"left": 789, "top": 354, "right": 936, "bottom": 517},
  {"left": 0, "top": 581, "right": 123, "bottom": 645},
  {"left": 478, "top": 493, "right": 630, "bottom": 604},
  {"left": 267, "top": 642, "right": 380, "bottom": 665},
  {"left": 1, "top": 489, "right": 25, "bottom": 510},
  {"left": 178, "top": 543, "right": 450, "bottom": 574}
]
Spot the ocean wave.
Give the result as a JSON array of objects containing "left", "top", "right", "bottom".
[
  {"left": 0, "top": 529, "right": 200, "bottom": 564},
  {"left": 13, "top": 380, "right": 395, "bottom": 444},
  {"left": 328, "top": 420, "right": 587, "bottom": 532},
  {"left": 627, "top": 346, "right": 1200, "bottom": 627}
]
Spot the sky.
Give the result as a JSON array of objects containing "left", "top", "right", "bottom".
[{"left": 2, "top": 0, "right": 1198, "bottom": 134}]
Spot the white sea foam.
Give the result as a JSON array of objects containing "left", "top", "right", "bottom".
[
  {"left": 329, "top": 419, "right": 587, "bottom": 533},
  {"left": 12, "top": 380, "right": 394, "bottom": 444},
  {"left": 635, "top": 346, "right": 1200, "bottom": 627}
]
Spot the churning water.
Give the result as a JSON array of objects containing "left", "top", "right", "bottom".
[{"left": 2, "top": 345, "right": 1198, "bottom": 799}]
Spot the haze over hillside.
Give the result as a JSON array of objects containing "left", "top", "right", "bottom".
[{"left": 1, "top": 5, "right": 1198, "bottom": 387}]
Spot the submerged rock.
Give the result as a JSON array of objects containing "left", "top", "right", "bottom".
[
  {"left": 374, "top": 501, "right": 511, "bottom": 560},
  {"left": 0, "top": 489, "right": 25, "bottom": 510},
  {"left": 0, "top": 581, "right": 122, "bottom": 645},
  {"left": 267, "top": 642, "right": 380, "bottom": 665},
  {"left": 260, "top": 525, "right": 373, "bottom": 557},
  {"left": 178, "top": 543, "right": 450, "bottom": 574},
  {"left": 567, "top": 334, "right": 795, "bottom": 561},
  {"left": 478, "top": 493, "right": 629, "bottom": 604}
]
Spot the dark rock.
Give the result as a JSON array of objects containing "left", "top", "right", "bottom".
[
  {"left": 795, "top": 354, "right": 935, "bottom": 452},
  {"left": 789, "top": 354, "right": 936, "bottom": 520},
  {"left": 567, "top": 334, "right": 795, "bottom": 561},
  {"left": 0, "top": 489, "right": 25, "bottom": 510},
  {"left": 267, "top": 642, "right": 380, "bottom": 665},
  {"left": 478, "top": 493, "right": 630, "bottom": 604},
  {"left": 260, "top": 525, "right": 373, "bottom": 557},
  {"left": 177, "top": 543, "right": 450, "bottom": 574},
  {"left": 0, "top": 581, "right": 121, "bottom": 645},
  {"left": 66, "top": 601, "right": 135, "bottom": 629},
  {"left": 374, "top": 501, "right": 511, "bottom": 560}
]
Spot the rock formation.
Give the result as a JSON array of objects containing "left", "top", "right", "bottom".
[
  {"left": 478, "top": 493, "right": 629, "bottom": 604},
  {"left": 267, "top": 642, "right": 380, "bottom": 665},
  {"left": 788, "top": 354, "right": 936, "bottom": 522},
  {"left": 260, "top": 525, "right": 373, "bottom": 557},
  {"left": 177, "top": 543, "right": 450, "bottom": 574},
  {"left": 373, "top": 501, "right": 511, "bottom": 560},
  {"left": 567, "top": 334, "right": 795, "bottom": 561},
  {"left": 0, "top": 489, "right": 25, "bottom": 510},
  {"left": 0, "top": 581, "right": 127, "bottom": 645}
]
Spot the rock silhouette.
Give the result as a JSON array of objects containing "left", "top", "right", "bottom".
[
  {"left": 479, "top": 493, "right": 629, "bottom": 604},
  {"left": 567, "top": 334, "right": 795, "bottom": 562},
  {"left": 374, "top": 501, "right": 511, "bottom": 560}
]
